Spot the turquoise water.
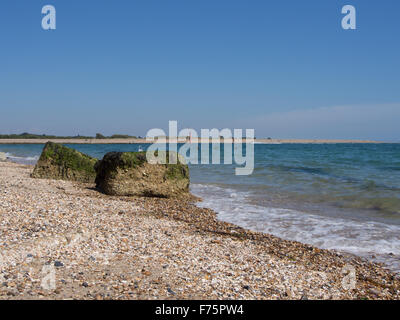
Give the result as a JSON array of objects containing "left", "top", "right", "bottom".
[{"left": 1, "top": 143, "right": 400, "bottom": 272}]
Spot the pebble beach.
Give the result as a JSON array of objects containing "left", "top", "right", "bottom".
[{"left": 0, "top": 161, "right": 399, "bottom": 300}]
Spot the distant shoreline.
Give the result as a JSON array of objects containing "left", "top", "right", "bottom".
[{"left": 0, "top": 138, "right": 388, "bottom": 144}]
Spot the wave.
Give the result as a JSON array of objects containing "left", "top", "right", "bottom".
[
  {"left": 191, "top": 183, "right": 400, "bottom": 273},
  {"left": 5, "top": 153, "right": 39, "bottom": 165}
]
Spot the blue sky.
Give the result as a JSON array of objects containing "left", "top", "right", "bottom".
[{"left": 0, "top": 0, "right": 399, "bottom": 140}]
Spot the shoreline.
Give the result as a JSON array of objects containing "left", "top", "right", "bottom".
[
  {"left": 0, "top": 161, "right": 399, "bottom": 299},
  {"left": 0, "top": 138, "right": 388, "bottom": 145}
]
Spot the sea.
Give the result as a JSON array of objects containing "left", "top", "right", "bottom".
[{"left": 1, "top": 143, "right": 399, "bottom": 273}]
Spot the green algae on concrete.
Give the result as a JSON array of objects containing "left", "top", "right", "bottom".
[
  {"left": 95, "top": 151, "right": 189, "bottom": 198},
  {"left": 31, "top": 142, "right": 97, "bottom": 183}
]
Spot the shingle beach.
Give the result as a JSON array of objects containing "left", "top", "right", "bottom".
[{"left": 0, "top": 162, "right": 399, "bottom": 300}]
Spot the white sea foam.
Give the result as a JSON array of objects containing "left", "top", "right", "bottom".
[
  {"left": 5, "top": 153, "right": 39, "bottom": 165},
  {"left": 191, "top": 183, "right": 400, "bottom": 273}
]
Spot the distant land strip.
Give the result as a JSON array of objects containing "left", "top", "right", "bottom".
[{"left": 0, "top": 138, "right": 386, "bottom": 144}]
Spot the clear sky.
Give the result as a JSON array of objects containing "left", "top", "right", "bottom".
[{"left": 0, "top": 0, "right": 399, "bottom": 140}]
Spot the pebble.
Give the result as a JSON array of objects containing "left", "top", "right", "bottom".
[
  {"left": 167, "top": 288, "right": 176, "bottom": 295},
  {"left": 54, "top": 261, "right": 64, "bottom": 267},
  {"left": 0, "top": 162, "right": 398, "bottom": 300}
]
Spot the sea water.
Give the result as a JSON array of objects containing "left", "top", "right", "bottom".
[{"left": 1, "top": 143, "right": 399, "bottom": 273}]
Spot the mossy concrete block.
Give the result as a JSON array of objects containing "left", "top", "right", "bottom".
[
  {"left": 31, "top": 142, "right": 97, "bottom": 183},
  {"left": 95, "top": 151, "right": 189, "bottom": 198}
]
